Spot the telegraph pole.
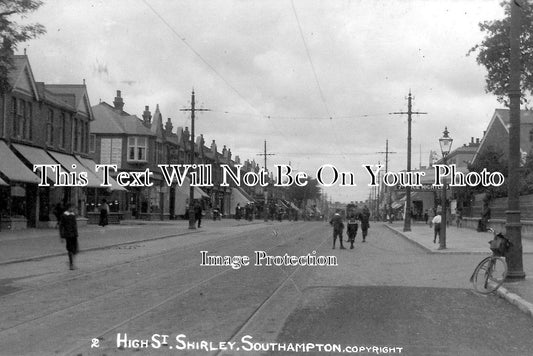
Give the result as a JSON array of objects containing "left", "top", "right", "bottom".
[
  {"left": 506, "top": 0, "right": 525, "bottom": 279},
  {"left": 390, "top": 91, "right": 427, "bottom": 232},
  {"left": 257, "top": 140, "right": 275, "bottom": 221},
  {"left": 376, "top": 161, "right": 381, "bottom": 220},
  {"left": 377, "top": 139, "right": 397, "bottom": 223},
  {"left": 180, "top": 89, "right": 210, "bottom": 230}
]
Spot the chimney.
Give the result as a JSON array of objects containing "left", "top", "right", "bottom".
[
  {"left": 222, "top": 145, "right": 228, "bottom": 158},
  {"left": 471, "top": 137, "right": 474, "bottom": 144},
  {"left": 183, "top": 127, "right": 190, "bottom": 143},
  {"left": 142, "top": 105, "right": 151, "bottom": 127},
  {"left": 113, "top": 90, "right": 124, "bottom": 111},
  {"left": 476, "top": 138, "right": 480, "bottom": 144},
  {"left": 211, "top": 140, "right": 217, "bottom": 154},
  {"left": 164, "top": 117, "right": 173, "bottom": 134}
]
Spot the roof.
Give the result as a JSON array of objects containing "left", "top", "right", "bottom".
[
  {"left": 91, "top": 102, "right": 155, "bottom": 136},
  {"left": 493, "top": 108, "right": 533, "bottom": 125},
  {"left": 471, "top": 109, "right": 533, "bottom": 163},
  {"left": 46, "top": 84, "right": 94, "bottom": 119},
  {"left": 150, "top": 104, "right": 164, "bottom": 140},
  {"left": 8, "top": 55, "right": 40, "bottom": 101}
]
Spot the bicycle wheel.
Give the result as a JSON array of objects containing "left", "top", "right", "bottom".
[{"left": 471, "top": 256, "right": 507, "bottom": 294}]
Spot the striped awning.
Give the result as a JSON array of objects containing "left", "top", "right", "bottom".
[
  {"left": 0, "top": 141, "right": 40, "bottom": 184},
  {"left": 75, "top": 155, "right": 127, "bottom": 191}
]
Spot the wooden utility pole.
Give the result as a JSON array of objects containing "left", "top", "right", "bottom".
[
  {"left": 506, "top": 0, "right": 525, "bottom": 279},
  {"left": 377, "top": 140, "right": 397, "bottom": 223},
  {"left": 257, "top": 140, "right": 275, "bottom": 221},
  {"left": 180, "top": 89, "right": 210, "bottom": 229},
  {"left": 390, "top": 91, "right": 427, "bottom": 232}
]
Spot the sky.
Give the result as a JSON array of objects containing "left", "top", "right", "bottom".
[{"left": 18, "top": 0, "right": 507, "bottom": 203}]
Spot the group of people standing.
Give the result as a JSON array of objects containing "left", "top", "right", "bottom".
[{"left": 329, "top": 205, "right": 371, "bottom": 249}]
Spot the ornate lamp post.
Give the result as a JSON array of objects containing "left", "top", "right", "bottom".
[{"left": 438, "top": 127, "right": 453, "bottom": 250}]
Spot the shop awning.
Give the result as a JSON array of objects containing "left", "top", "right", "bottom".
[
  {"left": 0, "top": 176, "right": 7, "bottom": 186},
  {"left": 230, "top": 187, "right": 251, "bottom": 211},
  {"left": 12, "top": 144, "right": 58, "bottom": 183},
  {"left": 0, "top": 141, "right": 40, "bottom": 184},
  {"left": 75, "top": 155, "right": 127, "bottom": 191},
  {"left": 48, "top": 151, "right": 103, "bottom": 188},
  {"left": 175, "top": 177, "right": 209, "bottom": 199}
]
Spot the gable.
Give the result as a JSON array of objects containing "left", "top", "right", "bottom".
[
  {"left": 78, "top": 93, "right": 91, "bottom": 116},
  {"left": 12, "top": 67, "right": 39, "bottom": 100}
]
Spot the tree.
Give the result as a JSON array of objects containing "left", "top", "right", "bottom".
[
  {"left": 467, "top": 0, "right": 533, "bottom": 106},
  {"left": 286, "top": 177, "right": 321, "bottom": 208},
  {"left": 0, "top": 0, "right": 46, "bottom": 94},
  {"left": 467, "top": 145, "right": 509, "bottom": 199}
]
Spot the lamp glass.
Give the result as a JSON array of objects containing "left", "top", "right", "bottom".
[{"left": 439, "top": 130, "right": 453, "bottom": 156}]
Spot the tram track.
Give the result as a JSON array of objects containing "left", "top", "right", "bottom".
[
  {"left": 0, "top": 222, "right": 327, "bottom": 355},
  {"left": 62, "top": 222, "right": 328, "bottom": 356},
  {"left": 0, "top": 224, "right": 290, "bottom": 333}
]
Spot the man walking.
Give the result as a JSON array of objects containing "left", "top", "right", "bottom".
[
  {"left": 59, "top": 203, "right": 79, "bottom": 270},
  {"left": 329, "top": 209, "right": 346, "bottom": 249},
  {"left": 360, "top": 205, "right": 371, "bottom": 242},
  {"left": 345, "top": 204, "right": 359, "bottom": 249}
]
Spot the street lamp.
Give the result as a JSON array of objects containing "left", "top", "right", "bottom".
[{"left": 438, "top": 127, "right": 453, "bottom": 250}]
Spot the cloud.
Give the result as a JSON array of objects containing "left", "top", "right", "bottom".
[{"left": 22, "top": 0, "right": 506, "bottom": 202}]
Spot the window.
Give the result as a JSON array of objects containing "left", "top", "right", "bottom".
[
  {"left": 530, "top": 129, "right": 533, "bottom": 142},
  {"left": 18, "top": 100, "right": 25, "bottom": 138},
  {"left": 73, "top": 118, "right": 78, "bottom": 152},
  {"left": 59, "top": 113, "right": 66, "bottom": 148},
  {"left": 100, "top": 138, "right": 122, "bottom": 168},
  {"left": 12, "top": 98, "right": 20, "bottom": 138},
  {"left": 128, "top": 136, "right": 147, "bottom": 162},
  {"left": 46, "top": 109, "right": 54, "bottom": 145},
  {"left": 25, "top": 102, "right": 32, "bottom": 140},
  {"left": 89, "top": 134, "right": 96, "bottom": 153},
  {"left": 84, "top": 122, "right": 89, "bottom": 153},
  {"left": 80, "top": 120, "right": 85, "bottom": 153}
]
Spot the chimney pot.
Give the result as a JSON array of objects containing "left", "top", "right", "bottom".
[{"left": 113, "top": 90, "right": 124, "bottom": 111}]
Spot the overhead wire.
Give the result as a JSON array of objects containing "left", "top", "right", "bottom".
[
  {"left": 141, "top": 0, "right": 309, "bottom": 165},
  {"left": 290, "top": 0, "right": 346, "bottom": 160}
]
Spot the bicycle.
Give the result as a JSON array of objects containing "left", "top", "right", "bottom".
[{"left": 470, "top": 228, "right": 511, "bottom": 294}]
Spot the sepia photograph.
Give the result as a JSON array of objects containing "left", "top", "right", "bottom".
[{"left": 1, "top": 0, "right": 533, "bottom": 355}]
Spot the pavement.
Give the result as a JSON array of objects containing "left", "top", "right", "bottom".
[
  {"left": 385, "top": 221, "right": 533, "bottom": 319},
  {"left": 0, "top": 218, "right": 264, "bottom": 265},
  {"left": 1, "top": 218, "right": 533, "bottom": 321}
]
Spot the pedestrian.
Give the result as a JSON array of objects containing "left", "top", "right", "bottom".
[
  {"left": 456, "top": 208, "right": 462, "bottom": 228},
  {"left": 432, "top": 212, "right": 442, "bottom": 244},
  {"left": 360, "top": 205, "right": 371, "bottom": 242},
  {"left": 478, "top": 202, "right": 491, "bottom": 232},
  {"left": 99, "top": 199, "right": 109, "bottom": 227},
  {"left": 424, "top": 210, "right": 429, "bottom": 224},
  {"left": 329, "top": 209, "right": 345, "bottom": 249},
  {"left": 428, "top": 208, "right": 435, "bottom": 229},
  {"left": 235, "top": 203, "right": 242, "bottom": 220},
  {"left": 59, "top": 203, "right": 79, "bottom": 270},
  {"left": 194, "top": 201, "right": 203, "bottom": 228},
  {"left": 345, "top": 205, "right": 359, "bottom": 249},
  {"left": 53, "top": 202, "right": 64, "bottom": 229}
]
